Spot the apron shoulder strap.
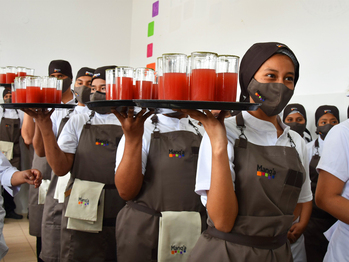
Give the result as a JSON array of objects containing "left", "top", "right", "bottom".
[
  {"left": 85, "top": 111, "right": 96, "bottom": 128},
  {"left": 151, "top": 114, "right": 160, "bottom": 133},
  {"left": 314, "top": 138, "right": 319, "bottom": 155},
  {"left": 235, "top": 112, "right": 247, "bottom": 148},
  {"left": 287, "top": 133, "right": 296, "bottom": 148},
  {"left": 188, "top": 119, "right": 202, "bottom": 138}
]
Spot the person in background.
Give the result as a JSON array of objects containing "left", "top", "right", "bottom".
[
  {"left": 22, "top": 59, "right": 76, "bottom": 262},
  {"left": 0, "top": 151, "right": 42, "bottom": 260},
  {"left": 27, "top": 66, "right": 125, "bottom": 262},
  {"left": 181, "top": 42, "right": 311, "bottom": 262},
  {"left": 26, "top": 66, "right": 94, "bottom": 262},
  {"left": 304, "top": 105, "right": 340, "bottom": 262},
  {"left": 283, "top": 103, "right": 312, "bottom": 143},
  {"left": 315, "top": 105, "right": 349, "bottom": 261},
  {"left": 0, "top": 89, "right": 25, "bottom": 219}
]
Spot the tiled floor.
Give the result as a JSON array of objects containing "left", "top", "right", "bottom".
[{"left": 1, "top": 215, "right": 37, "bottom": 262}]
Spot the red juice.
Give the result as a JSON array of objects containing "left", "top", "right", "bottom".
[
  {"left": 158, "top": 76, "right": 164, "bottom": 100},
  {"left": 18, "top": 72, "right": 27, "bottom": 77},
  {"left": 16, "top": 89, "right": 26, "bottom": 103},
  {"left": 163, "top": 73, "right": 188, "bottom": 100},
  {"left": 6, "top": 73, "right": 16, "bottom": 84},
  {"left": 111, "top": 84, "right": 117, "bottom": 100},
  {"left": 215, "top": 72, "right": 238, "bottom": 102},
  {"left": 42, "top": 87, "right": 56, "bottom": 103},
  {"left": 0, "top": 74, "right": 6, "bottom": 83},
  {"left": 152, "top": 83, "right": 158, "bottom": 99},
  {"left": 190, "top": 69, "right": 216, "bottom": 101},
  {"left": 55, "top": 89, "right": 62, "bottom": 103},
  {"left": 12, "top": 91, "right": 16, "bottom": 103},
  {"left": 135, "top": 80, "right": 152, "bottom": 99},
  {"left": 106, "top": 83, "right": 111, "bottom": 100},
  {"left": 117, "top": 77, "right": 133, "bottom": 100},
  {"left": 27, "top": 86, "right": 41, "bottom": 103}
]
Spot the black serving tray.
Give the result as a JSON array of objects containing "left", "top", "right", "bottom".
[{"left": 0, "top": 103, "right": 76, "bottom": 109}]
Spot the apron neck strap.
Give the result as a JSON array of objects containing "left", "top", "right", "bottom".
[
  {"left": 151, "top": 114, "right": 160, "bottom": 133},
  {"left": 287, "top": 133, "right": 296, "bottom": 148},
  {"left": 236, "top": 112, "right": 247, "bottom": 140},
  {"left": 314, "top": 138, "right": 319, "bottom": 155},
  {"left": 86, "top": 111, "right": 96, "bottom": 126},
  {"left": 65, "top": 108, "right": 74, "bottom": 118},
  {"left": 188, "top": 119, "right": 202, "bottom": 138}
]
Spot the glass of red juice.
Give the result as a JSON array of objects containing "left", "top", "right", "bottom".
[
  {"left": 17, "top": 67, "right": 27, "bottom": 77},
  {"left": 11, "top": 83, "right": 16, "bottom": 103},
  {"left": 215, "top": 55, "right": 239, "bottom": 102},
  {"left": 190, "top": 52, "right": 217, "bottom": 101},
  {"left": 116, "top": 66, "right": 134, "bottom": 100},
  {"left": 6, "top": 66, "right": 17, "bottom": 84},
  {"left": 14, "top": 77, "right": 26, "bottom": 103},
  {"left": 26, "top": 68, "right": 35, "bottom": 77},
  {"left": 134, "top": 68, "right": 154, "bottom": 99},
  {"left": 0, "top": 67, "right": 6, "bottom": 84},
  {"left": 55, "top": 79, "right": 62, "bottom": 103},
  {"left": 162, "top": 53, "right": 188, "bottom": 100},
  {"left": 26, "top": 77, "right": 41, "bottom": 103},
  {"left": 41, "top": 76, "right": 57, "bottom": 103},
  {"left": 106, "top": 68, "right": 116, "bottom": 100},
  {"left": 156, "top": 57, "right": 164, "bottom": 100},
  {"left": 186, "top": 55, "right": 191, "bottom": 96}
]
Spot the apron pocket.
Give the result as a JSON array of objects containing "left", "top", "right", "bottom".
[
  {"left": 0, "top": 141, "right": 14, "bottom": 160},
  {"left": 158, "top": 211, "right": 201, "bottom": 261},
  {"left": 54, "top": 172, "right": 71, "bottom": 203},
  {"left": 38, "top": 179, "right": 51, "bottom": 204}
]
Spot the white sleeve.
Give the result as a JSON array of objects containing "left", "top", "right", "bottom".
[
  {"left": 0, "top": 153, "right": 20, "bottom": 196},
  {"left": 57, "top": 119, "right": 79, "bottom": 154},
  {"left": 296, "top": 138, "right": 313, "bottom": 203},
  {"left": 50, "top": 111, "right": 59, "bottom": 138},
  {"left": 317, "top": 123, "right": 349, "bottom": 183}
]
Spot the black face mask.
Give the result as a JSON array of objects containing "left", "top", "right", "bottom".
[
  {"left": 90, "top": 91, "right": 110, "bottom": 114},
  {"left": 247, "top": 78, "right": 294, "bottom": 116},
  {"left": 286, "top": 122, "right": 306, "bottom": 137},
  {"left": 74, "top": 85, "right": 91, "bottom": 104},
  {"left": 62, "top": 77, "right": 72, "bottom": 93},
  {"left": 4, "top": 98, "right": 11, "bottom": 104},
  {"left": 316, "top": 124, "right": 334, "bottom": 140}
]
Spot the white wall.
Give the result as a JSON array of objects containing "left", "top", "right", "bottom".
[
  {"left": 0, "top": 0, "right": 133, "bottom": 76},
  {"left": 130, "top": 0, "right": 349, "bottom": 135}
]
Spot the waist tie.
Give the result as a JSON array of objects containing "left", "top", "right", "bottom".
[
  {"left": 127, "top": 201, "right": 162, "bottom": 217},
  {"left": 206, "top": 226, "right": 288, "bottom": 250}
]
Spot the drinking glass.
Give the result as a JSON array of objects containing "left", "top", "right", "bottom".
[
  {"left": 116, "top": 66, "right": 134, "bottom": 100},
  {"left": 134, "top": 68, "right": 154, "bottom": 99}
]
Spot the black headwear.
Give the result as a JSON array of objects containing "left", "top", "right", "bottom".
[
  {"left": 2, "top": 89, "right": 11, "bottom": 98},
  {"left": 315, "top": 105, "right": 340, "bottom": 126},
  {"left": 48, "top": 60, "right": 73, "bottom": 79},
  {"left": 239, "top": 42, "right": 300, "bottom": 102},
  {"left": 283, "top": 103, "right": 307, "bottom": 124},
  {"left": 76, "top": 67, "right": 95, "bottom": 80},
  {"left": 91, "top": 65, "right": 117, "bottom": 83}
]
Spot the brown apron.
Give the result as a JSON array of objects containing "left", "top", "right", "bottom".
[
  {"left": 60, "top": 112, "right": 125, "bottom": 262},
  {"left": 189, "top": 112, "right": 306, "bottom": 262},
  {"left": 303, "top": 138, "right": 337, "bottom": 262},
  {"left": 0, "top": 109, "right": 21, "bottom": 169},
  {"left": 40, "top": 109, "right": 73, "bottom": 262},
  {"left": 116, "top": 115, "right": 206, "bottom": 262}
]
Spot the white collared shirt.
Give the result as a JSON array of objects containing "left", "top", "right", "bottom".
[
  {"left": 196, "top": 111, "right": 312, "bottom": 206},
  {"left": 0, "top": 108, "right": 24, "bottom": 128},
  {"left": 115, "top": 114, "right": 205, "bottom": 175},
  {"left": 0, "top": 152, "right": 20, "bottom": 196}
]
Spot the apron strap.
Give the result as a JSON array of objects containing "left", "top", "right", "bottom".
[
  {"left": 287, "top": 133, "right": 296, "bottom": 148},
  {"left": 85, "top": 111, "right": 96, "bottom": 128},
  {"left": 206, "top": 226, "right": 288, "bottom": 250},
  {"left": 235, "top": 112, "right": 248, "bottom": 148},
  {"left": 314, "top": 138, "right": 319, "bottom": 155},
  {"left": 188, "top": 119, "right": 202, "bottom": 138},
  {"left": 151, "top": 114, "right": 160, "bottom": 133},
  {"left": 127, "top": 201, "right": 162, "bottom": 217}
]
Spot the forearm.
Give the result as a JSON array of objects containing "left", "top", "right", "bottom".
[
  {"left": 297, "top": 201, "right": 312, "bottom": 231},
  {"left": 33, "top": 124, "right": 45, "bottom": 157},
  {"left": 115, "top": 137, "right": 143, "bottom": 201},
  {"left": 21, "top": 114, "right": 35, "bottom": 145},
  {"left": 10, "top": 171, "right": 27, "bottom": 186},
  {"left": 317, "top": 193, "right": 349, "bottom": 224},
  {"left": 207, "top": 145, "right": 238, "bottom": 233}
]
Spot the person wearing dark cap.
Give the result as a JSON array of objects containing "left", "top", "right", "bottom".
[
  {"left": 303, "top": 105, "right": 340, "bottom": 262},
  {"left": 0, "top": 89, "right": 25, "bottom": 220},
  {"left": 27, "top": 65, "right": 126, "bottom": 262},
  {"left": 283, "top": 103, "right": 312, "bottom": 143},
  {"left": 176, "top": 42, "right": 312, "bottom": 262},
  {"left": 73, "top": 67, "right": 94, "bottom": 106}
]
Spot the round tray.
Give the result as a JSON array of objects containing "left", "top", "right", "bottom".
[
  {"left": 0, "top": 103, "right": 76, "bottom": 109},
  {"left": 133, "top": 100, "right": 260, "bottom": 111},
  {"left": 85, "top": 100, "right": 136, "bottom": 110}
]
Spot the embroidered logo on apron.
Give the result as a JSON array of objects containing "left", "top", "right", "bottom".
[
  {"left": 169, "top": 149, "right": 185, "bottom": 158},
  {"left": 254, "top": 90, "right": 265, "bottom": 102},
  {"left": 171, "top": 245, "right": 187, "bottom": 255},
  {"left": 78, "top": 197, "right": 90, "bottom": 206},
  {"left": 256, "top": 164, "right": 276, "bottom": 179},
  {"left": 95, "top": 138, "right": 109, "bottom": 146}
]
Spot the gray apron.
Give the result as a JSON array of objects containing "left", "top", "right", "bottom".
[
  {"left": 303, "top": 138, "right": 337, "bottom": 262},
  {"left": 116, "top": 115, "right": 206, "bottom": 262},
  {"left": 0, "top": 108, "right": 21, "bottom": 169},
  {"left": 60, "top": 112, "right": 125, "bottom": 262},
  {"left": 40, "top": 109, "right": 73, "bottom": 262},
  {"left": 29, "top": 152, "right": 52, "bottom": 236},
  {"left": 189, "top": 113, "right": 306, "bottom": 262}
]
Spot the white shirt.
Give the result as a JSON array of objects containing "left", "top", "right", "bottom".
[
  {"left": 58, "top": 112, "right": 121, "bottom": 154},
  {"left": 115, "top": 114, "right": 205, "bottom": 175},
  {"left": 316, "top": 119, "right": 349, "bottom": 262},
  {"left": 0, "top": 108, "right": 24, "bottom": 128},
  {"left": 306, "top": 136, "right": 324, "bottom": 165},
  {"left": 0, "top": 152, "right": 20, "bottom": 196},
  {"left": 196, "top": 111, "right": 312, "bottom": 206}
]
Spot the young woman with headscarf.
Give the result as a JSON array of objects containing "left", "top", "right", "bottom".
[{"left": 179, "top": 42, "right": 312, "bottom": 262}]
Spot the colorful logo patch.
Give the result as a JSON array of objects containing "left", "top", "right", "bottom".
[
  {"left": 85, "top": 71, "right": 93, "bottom": 76},
  {"left": 5, "top": 124, "right": 11, "bottom": 128},
  {"left": 78, "top": 197, "right": 89, "bottom": 206},
  {"left": 256, "top": 165, "right": 276, "bottom": 179},
  {"left": 95, "top": 139, "right": 109, "bottom": 146},
  {"left": 169, "top": 149, "right": 185, "bottom": 158},
  {"left": 290, "top": 107, "right": 298, "bottom": 111},
  {"left": 254, "top": 90, "right": 265, "bottom": 102},
  {"left": 277, "top": 44, "right": 285, "bottom": 48},
  {"left": 93, "top": 73, "right": 100, "bottom": 78},
  {"left": 54, "top": 68, "right": 61, "bottom": 73},
  {"left": 171, "top": 245, "right": 187, "bottom": 255},
  {"left": 324, "top": 109, "right": 332, "bottom": 114}
]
